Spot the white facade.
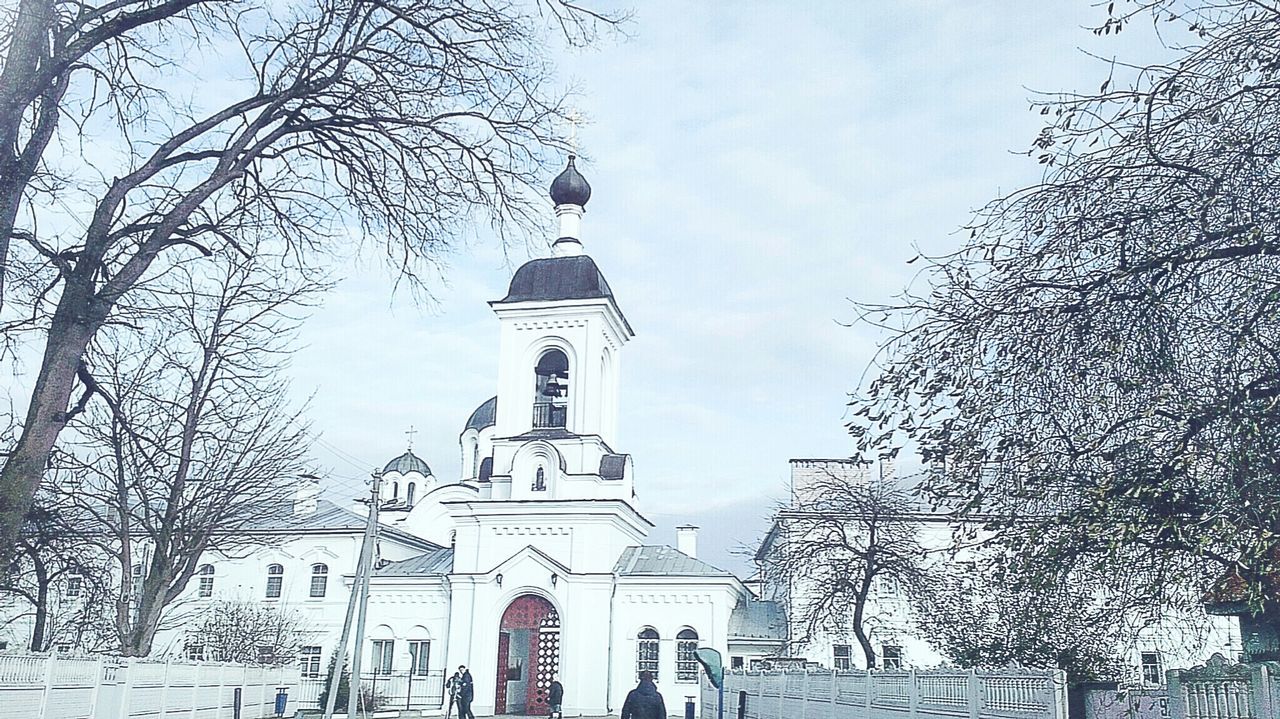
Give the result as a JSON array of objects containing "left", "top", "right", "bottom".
[
  {"left": 135, "top": 159, "right": 784, "bottom": 717},
  {"left": 758, "top": 458, "right": 1242, "bottom": 686}
]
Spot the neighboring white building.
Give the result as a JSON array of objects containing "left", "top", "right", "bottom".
[
  {"left": 755, "top": 458, "right": 1242, "bottom": 687},
  {"left": 142, "top": 157, "right": 785, "bottom": 716}
]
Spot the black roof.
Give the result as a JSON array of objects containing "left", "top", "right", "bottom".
[
  {"left": 383, "top": 450, "right": 432, "bottom": 476},
  {"left": 465, "top": 397, "right": 497, "bottom": 433},
  {"left": 498, "top": 255, "right": 614, "bottom": 303},
  {"left": 599, "top": 454, "right": 628, "bottom": 480}
]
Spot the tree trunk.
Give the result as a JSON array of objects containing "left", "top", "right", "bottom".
[
  {"left": 29, "top": 560, "right": 49, "bottom": 652},
  {"left": 851, "top": 608, "right": 876, "bottom": 669},
  {"left": 0, "top": 0, "right": 56, "bottom": 312},
  {"left": 0, "top": 278, "right": 106, "bottom": 566}
]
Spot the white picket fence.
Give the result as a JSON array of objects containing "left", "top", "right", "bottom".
[
  {"left": 0, "top": 653, "right": 300, "bottom": 719},
  {"left": 705, "top": 667, "right": 1069, "bottom": 719}
]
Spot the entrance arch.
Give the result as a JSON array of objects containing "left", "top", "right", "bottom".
[{"left": 495, "top": 594, "right": 561, "bottom": 715}]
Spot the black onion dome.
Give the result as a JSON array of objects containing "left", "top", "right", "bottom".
[
  {"left": 464, "top": 396, "right": 498, "bottom": 433},
  {"left": 549, "top": 156, "right": 591, "bottom": 206}
]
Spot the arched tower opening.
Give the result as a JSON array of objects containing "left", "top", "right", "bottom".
[{"left": 532, "top": 349, "right": 569, "bottom": 429}]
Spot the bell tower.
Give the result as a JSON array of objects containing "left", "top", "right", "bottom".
[{"left": 484, "top": 156, "right": 635, "bottom": 502}]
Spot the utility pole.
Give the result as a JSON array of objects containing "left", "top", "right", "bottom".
[
  {"left": 348, "top": 471, "right": 382, "bottom": 718},
  {"left": 323, "top": 471, "right": 382, "bottom": 719}
]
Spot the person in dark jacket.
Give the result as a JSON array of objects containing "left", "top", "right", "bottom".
[
  {"left": 549, "top": 676, "right": 564, "bottom": 719},
  {"left": 621, "top": 671, "right": 666, "bottom": 719},
  {"left": 457, "top": 665, "right": 476, "bottom": 719},
  {"left": 444, "top": 669, "right": 463, "bottom": 719}
]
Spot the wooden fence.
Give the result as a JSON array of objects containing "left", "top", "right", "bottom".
[
  {"left": 0, "top": 653, "right": 300, "bottom": 719},
  {"left": 704, "top": 667, "right": 1069, "bottom": 719}
]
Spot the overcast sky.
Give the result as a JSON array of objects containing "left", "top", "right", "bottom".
[{"left": 273, "top": 2, "right": 1168, "bottom": 575}]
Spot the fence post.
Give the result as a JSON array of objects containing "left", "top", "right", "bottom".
[
  {"left": 117, "top": 659, "right": 134, "bottom": 719},
  {"left": 798, "top": 669, "right": 807, "bottom": 719},
  {"left": 1166, "top": 667, "right": 1185, "bottom": 719},
  {"left": 776, "top": 672, "right": 784, "bottom": 719},
  {"left": 1251, "top": 662, "right": 1273, "bottom": 719},
  {"left": 830, "top": 669, "right": 838, "bottom": 719},
  {"left": 88, "top": 655, "right": 103, "bottom": 718},
  {"left": 36, "top": 652, "right": 55, "bottom": 719},
  {"left": 908, "top": 669, "right": 918, "bottom": 718},
  {"left": 967, "top": 668, "right": 981, "bottom": 719}
]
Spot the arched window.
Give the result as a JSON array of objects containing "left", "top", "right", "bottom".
[
  {"left": 533, "top": 467, "right": 546, "bottom": 492},
  {"left": 637, "top": 628, "right": 659, "bottom": 680},
  {"left": 265, "top": 564, "right": 284, "bottom": 598},
  {"left": 309, "top": 563, "right": 328, "bottom": 598},
  {"left": 197, "top": 564, "right": 215, "bottom": 598},
  {"left": 533, "top": 349, "right": 569, "bottom": 428},
  {"left": 471, "top": 443, "right": 480, "bottom": 479},
  {"left": 391, "top": 481, "right": 399, "bottom": 501},
  {"left": 676, "top": 629, "right": 699, "bottom": 682},
  {"left": 407, "top": 482, "right": 416, "bottom": 507}
]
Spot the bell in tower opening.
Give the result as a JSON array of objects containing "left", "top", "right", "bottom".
[{"left": 533, "top": 349, "right": 570, "bottom": 428}]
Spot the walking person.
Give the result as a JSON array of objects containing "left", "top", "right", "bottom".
[
  {"left": 457, "top": 665, "right": 476, "bottom": 719},
  {"left": 444, "top": 669, "right": 463, "bottom": 719},
  {"left": 621, "top": 671, "right": 666, "bottom": 719},
  {"left": 549, "top": 676, "right": 564, "bottom": 719}
]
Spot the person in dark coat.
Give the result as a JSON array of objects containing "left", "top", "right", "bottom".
[
  {"left": 444, "top": 669, "right": 463, "bottom": 719},
  {"left": 549, "top": 676, "right": 564, "bottom": 719},
  {"left": 621, "top": 671, "right": 666, "bottom": 719},
  {"left": 457, "top": 665, "right": 476, "bottom": 719}
]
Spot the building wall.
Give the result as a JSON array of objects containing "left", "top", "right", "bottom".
[{"left": 766, "top": 459, "right": 1241, "bottom": 683}]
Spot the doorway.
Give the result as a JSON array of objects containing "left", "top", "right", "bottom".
[{"left": 495, "top": 594, "right": 560, "bottom": 715}]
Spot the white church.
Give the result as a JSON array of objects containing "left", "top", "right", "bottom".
[{"left": 160, "top": 157, "right": 787, "bottom": 715}]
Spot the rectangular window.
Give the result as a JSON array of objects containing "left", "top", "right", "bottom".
[
  {"left": 372, "top": 639, "right": 395, "bottom": 675},
  {"left": 1141, "top": 651, "right": 1164, "bottom": 686},
  {"left": 185, "top": 643, "right": 206, "bottom": 662},
  {"left": 257, "top": 645, "right": 277, "bottom": 665},
  {"left": 55, "top": 643, "right": 71, "bottom": 654},
  {"left": 833, "top": 644, "right": 852, "bottom": 671},
  {"left": 309, "top": 574, "right": 327, "bottom": 598},
  {"left": 730, "top": 656, "right": 744, "bottom": 670},
  {"left": 66, "top": 574, "right": 83, "bottom": 598},
  {"left": 299, "top": 646, "right": 322, "bottom": 678},
  {"left": 881, "top": 645, "right": 903, "bottom": 670},
  {"left": 409, "top": 640, "right": 431, "bottom": 676},
  {"left": 198, "top": 575, "right": 213, "bottom": 598},
  {"left": 265, "top": 576, "right": 282, "bottom": 599}
]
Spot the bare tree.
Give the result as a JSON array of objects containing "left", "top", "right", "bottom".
[
  {"left": 851, "top": 0, "right": 1280, "bottom": 628},
  {"left": 759, "top": 471, "right": 926, "bottom": 669},
  {"left": 64, "top": 250, "right": 320, "bottom": 656},
  {"left": 186, "top": 600, "right": 313, "bottom": 665},
  {"left": 0, "top": 489, "right": 114, "bottom": 652},
  {"left": 0, "top": 0, "right": 622, "bottom": 563}
]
